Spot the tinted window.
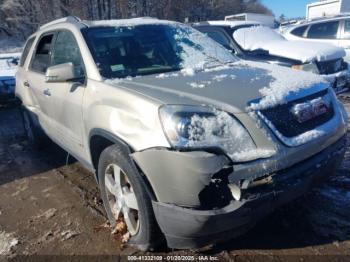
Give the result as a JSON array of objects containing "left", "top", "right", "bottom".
[
  {"left": 307, "top": 21, "right": 339, "bottom": 39},
  {"left": 291, "top": 25, "right": 308, "bottom": 37},
  {"left": 343, "top": 20, "right": 350, "bottom": 39},
  {"left": 206, "top": 31, "right": 231, "bottom": 49},
  {"left": 31, "top": 34, "right": 54, "bottom": 73},
  {"left": 20, "top": 37, "right": 35, "bottom": 67},
  {"left": 52, "top": 31, "right": 84, "bottom": 77}
]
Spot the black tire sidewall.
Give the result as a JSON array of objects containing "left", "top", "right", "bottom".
[
  {"left": 98, "top": 144, "right": 161, "bottom": 250},
  {"left": 21, "top": 107, "right": 35, "bottom": 143},
  {"left": 21, "top": 107, "right": 48, "bottom": 148}
]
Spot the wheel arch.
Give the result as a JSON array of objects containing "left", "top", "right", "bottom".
[
  {"left": 89, "top": 128, "right": 133, "bottom": 173},
  {"left": 89, "top": 128, "right": 158, "bottom": 201}
]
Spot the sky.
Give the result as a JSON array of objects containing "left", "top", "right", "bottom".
[{"left": 261, "top": 0, "right": 316, "bottom": 19}]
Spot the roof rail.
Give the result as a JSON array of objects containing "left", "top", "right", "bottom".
[{"left": 39, "top": 16, "right": 81, "bottom": 30}]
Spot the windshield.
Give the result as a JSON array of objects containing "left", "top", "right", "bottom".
[{"left": 82, "top": 24, "right": 237, "bottom": 79}]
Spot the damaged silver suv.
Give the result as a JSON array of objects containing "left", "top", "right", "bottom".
[{"left": 16, "top": 16, "right": 348, "bottom": 250}]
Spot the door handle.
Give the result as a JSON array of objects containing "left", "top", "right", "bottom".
[
  {"left": 23, "top": 81, "right": 30, "bottom": 88},
  {"left": 43, "top": 88, "right": 51, "bottom": 97}
]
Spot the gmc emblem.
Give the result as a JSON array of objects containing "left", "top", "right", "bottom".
[{"left": 291, "top": 97, "right": 331, "bottom": 124}]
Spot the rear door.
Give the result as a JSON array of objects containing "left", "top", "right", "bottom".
[
  {"left": 48, "top": 30, "right": 86, "bottom": 157},
  {"left": 26, "top": 33, "right": 57, "bottom": 134}
]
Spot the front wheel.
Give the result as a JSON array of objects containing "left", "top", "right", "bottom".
[{"left": 98, "top": 144, "right": 164, "bottom": 251}]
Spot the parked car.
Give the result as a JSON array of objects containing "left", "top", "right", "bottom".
[
  {"left": 0, "top": 53, "right": 20, "bottom": 103},
  {"left": 283, "top": 15, "right": 350, "bottom": 63},
  {"left": 193, "top": 21, "right": 350, "bottom": 94},
  {"left": 16, "top": 16, "right": 348, "bottom": 251}
]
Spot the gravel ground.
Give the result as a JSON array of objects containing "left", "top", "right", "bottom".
[{"left": 0, "top": 95, "right": 349, "bottom": 261}]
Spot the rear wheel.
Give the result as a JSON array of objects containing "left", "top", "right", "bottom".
[{"left": 98, "top": 144, "right": 164, "bottom": 251}]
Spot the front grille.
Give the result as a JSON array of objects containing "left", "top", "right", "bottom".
[
  {"left": 260, "top": 90, "right": 334, "bottom": 138},
  {"left": 317, "top": 58, "right": 347, "bottom": 75}
]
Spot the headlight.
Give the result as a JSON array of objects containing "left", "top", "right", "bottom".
[
  {"left": 292, "top": 62, "right": 319, "bottom": 74},
  {"left": 159, "top": 105, "right": 261, "bottom": 161}
]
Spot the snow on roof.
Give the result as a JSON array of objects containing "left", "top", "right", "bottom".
[
  {"left": 206, "top": 20, "right": 260, "bottom": 27},
  {"left": 233, "top": 26, "right": 345, "bottom": 63},
  {"left": 85, "top": 17, "right": 177, "bottom": 27}
]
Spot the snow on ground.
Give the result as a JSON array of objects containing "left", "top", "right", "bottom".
[
  {"left": 0, "top": 53, "right": 21, "bottom": 77},
  {"left": 0, "top": 231, "right": 18, "bottom": 255},
  {"left": 233, "top": 26, "right": 346, "bottom": 63}
]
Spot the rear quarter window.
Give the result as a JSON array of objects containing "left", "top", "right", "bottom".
[
  {"left": 291, "top": 25, "right": 308, "bottom": 37},
  {"left": 19, "top": 37, "right": 35, "bottom": 67}
]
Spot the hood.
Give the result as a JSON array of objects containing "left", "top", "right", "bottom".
[
  {"left": 107, "top": 61, "right": 328, "bottom": 113},
  {"left": 259, "top": 40, "right": 346, "bottom": 63},
  {"left": 233, "top": 26, "right": 346, "bottom": 63}
]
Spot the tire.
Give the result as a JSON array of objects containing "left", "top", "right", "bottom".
[
  {"left": 21, "top": 107, "right": 49, "bottom": 149},
  {"left": 98, "top": 144, "right": 164, "bottom": 251}
]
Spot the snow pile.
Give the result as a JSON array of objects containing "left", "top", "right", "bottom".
[
  {"left": 186, "top": 110, "right": 270, "bottom": 161},
  {"left": 233, "top": 26, "right": 345, "bottom": 63},
  {"left": 0, "top": 231, "right": 18, "bottom": 255},
  {"left": 240, "top": 60, "right": 327, "bottom": 111}
]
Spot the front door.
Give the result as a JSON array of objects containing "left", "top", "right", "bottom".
[{"left": 48, "top": 30, "right": 86, "bottom": 157}]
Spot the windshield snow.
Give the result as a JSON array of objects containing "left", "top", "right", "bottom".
[{"left": 82, "top": 24, "right": 237, "bottom": 79}]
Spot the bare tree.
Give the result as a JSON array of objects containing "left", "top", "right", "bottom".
[{"left": 0, "top": 0, "right": 274, "bottom": 39}]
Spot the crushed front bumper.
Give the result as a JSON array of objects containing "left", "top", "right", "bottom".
[
  {"left": 152, "top": 136, "right": 347, "bottom": 249},
  {"left": 323, "top": 70, "right": 350, "bottom": 94}
]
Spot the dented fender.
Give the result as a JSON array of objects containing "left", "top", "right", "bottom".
[{"left": 132, "top": 149, "right": 231, "bottom": 207}]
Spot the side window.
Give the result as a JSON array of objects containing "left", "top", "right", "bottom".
[
  {"left": 291, "top": 25, "right": 308, "bottom": 37},
  {"left": 20, "top": 37, "right": 35, "bottom": 67},
  {"left": 51, "top": 31, "right": 84, "bottom": 77},
  {"left": 31, "top": 34, "right": 54, "bottom": 73},
  {"left": 343, "top": 20, "right": 350, "bottom": 39},
  {"left": 307, "top": 21, "right": 339, "bottom": 39},
  {"left": 206, "top": 31, "right": 232, "bottom": 49}
]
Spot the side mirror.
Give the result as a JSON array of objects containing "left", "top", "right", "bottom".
[{"left": 45, "top": 62, "right": 78, "bottom": 83}]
